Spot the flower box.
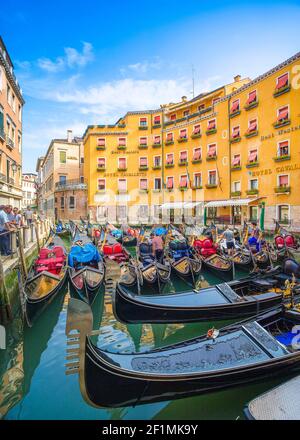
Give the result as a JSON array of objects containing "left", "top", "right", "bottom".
[
  {"left": 152, "top": 189, "right": 161, "bottom": 193},
  {"left": 177, "top": 137, "right": 188, "bottom": 143},
  {"left": 206, "top": 155, "right": 217, "bottom": 161},
  {"left": 206, "top": 129, "right": 217, "bottom": 136},
  {"left": 166, "top": 188, "right": 174, "bottom": 192},
  {"left": 153, "top": 124, "right": 161, "bottom": 129},
  {"left": 192, "top": 185, "right": 203, "bottom": 190},
  {"left": 165, "top": 140, "right": 174, "bottom": 146},
  {"left": 231, "top": 191, "right": 241, "bottom": 197},
  {"left": 139, "top": 166, "right": 149, "bottom": 171},
  {"left": 245, "top": 130, "right": 258, "bottom": 139},
  {"left": 205, "top": 184, "right": 217, "bottom": 188},
  {"left": 273, "top": 119, "right": 291, "bottom": 129},
  {"left": 117, "top": 190, "right": 128, "bottom": 194},
  {"left": 96, "top": 189, "right": 106, "bottom": 194},
  {"left": 152, "top": 166, "right": 161, "bottom": 170},
  {"left": 273, "top": 84, "right": 291, "bottom": 98},
  {"left": 229, "top": 110, "right": 241, "bottom": 118},
  {"left": 96, "top": 146, "right": 106, "bottom": 150},
  {"left": 230, "top": 137, "right": 241, "bottom": 144},
  {"left": 152, "top": 143, "right": 161, "bottom": 148},
  {"left": 244, "top": 101, "right": 258, "bottom": 111},
  {"left": 179, "top": 186, "right": 188, "bottom": 191},
  {"left": 273, "top": 155, "right": 291, "bottom": 162},
  {"left": 139, "top": 189, "right": 149, "bottom": 194},
  {"left": 97, "top": 166, "right": 106, "bottom": 172},
  {"left": 117, "top": 146, "right": 126, "bottom": 150},
  {"left": 274, "top": 186, "right": 291, "bottom": 194},
  {"left": 191, "top": 133, "right": 201, "bottom": 139},
  {"left": 139, "top": 126, "right": 148, "bottom": 130},
  {"left": 192, "top": 159, "right": 202, "bottom": 164},
  {"left": 138, "top": 145, "right": 148, "bottom": 149},
  {"left": 246, "top": 189, "right": 259, "bottom": 195},
  {"left": 117, "top": 168, "right": 127, "bottom": 171},
  {"left": 246, "top": 161, "right": 259, "bottom": 168},
  {"left": 165, "top": 163, "right": 174, "bottom": 168},
  {"left": 178, "top": 160, "right": 188, "bottom": 166},
  {"left": 231, "top": 165, "right": 242, "bottom": 171}
]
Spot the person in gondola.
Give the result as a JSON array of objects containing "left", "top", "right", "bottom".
[
  {"left": 220, "top": 226, "right": 235, "bottom": 256},
  {"left": 152, "top": 233, "right": 164, "bottom": 263},
  {"left": 233, "top": 228, "right": 241, "bottom": 244}
]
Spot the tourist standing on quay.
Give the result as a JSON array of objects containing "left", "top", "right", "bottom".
[
  {"left": 25, "top": 207, "right": 33, "bottom": 225},
  {"left": 0, "top": 205, "right": 12, "bottom": 256}
]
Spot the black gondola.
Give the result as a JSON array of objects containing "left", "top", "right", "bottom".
[
  {"left": 113, "top": 276, "right": 284, "bottom": 323},
  {"left": 66, "top": 300, "right": 300, "bottom": 408},
  {"left": 167, "top": 239, "right": 202, "bottom": 286},
  {"left": 200, "top": 253, "right": 233, "bottom": 280},
  {"left": 136, "top": 242, "right": 171, "bottom": 291},
  {"left": 117, "top": 235, "right": 137, "bottom": 247},
  {"left": 68, "top": 227, "right": 105, "bottom": 304},
  {"left": 22, "top": 233, "right": 68, "bottom": 326},
  {"left": 231, "top": 249, "right": 253, "bottom": 271}
]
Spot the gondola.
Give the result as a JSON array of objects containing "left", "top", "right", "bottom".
[
  {"left": 54, "top": 221, "right": 70, "bottom": 238},
  {"left": 136, "top": 242, "right": 171, "bottom": 292},
  {"left": 167, "top": 239, "right": 202, "bottom": 286},
  {"left": 22, "top": 233, "right": 68, "bottom": 326},
  {"left": 68, "top": 227, "right": 105, "bottom": 304},
  {"left": 231, "top": 249, "right": 253, "bottom": 271},
  {"left": 66, "top": 300, "right": 300, "bottom": 408},
  {"left": 117, "top": 234, "right": 137, "bottom": 247},
  {"left": 201, "top": 253, "right": 233, "bottom": 280},
  {"left": 113, "top": 275, "right": 284, "bottom": 323}
]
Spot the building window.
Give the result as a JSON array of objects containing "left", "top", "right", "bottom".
[
  {"left": 153, "top": 115, "right": 161, "bottom": 125},
  {"left": 207, "top": 144, "right": 217, "bottom": 158},
  {"left": 166, "top": 153, "right": 174, "bottom": 165},
  {"left": 166, "top": 176, "right": 174, "bottom": 189},
  {"left": 276, "top": 73, "right": 289, "bottom": 91},
  {"left": 98, "top": 157, "right": 106, "bottom": 168},
  {"left": 249, "top": 179, "right": 258, "bottom": 190},
  {"left": 207, "top": 207, "right": 217, "bottom": 219},
  {"left": 208, "top": 170, "right": 217, "bottom": 185},
  {"left": 12, "top": 94, "right": 16, "bottom": 112},
  {"left": 179, "top": 151, "right": 187, "bottom": 164},
  {"left": 232, "top": 181, "right": 241, "bottom": 192},
  {"left": 179, "top": 129, "right": 187, "bottom": 139},
  {"left": 98, "top": 179, "right": 106, "bottom": 190},
  {"left": 247, "top": 119, "right": 258, "bottom": 134},
  {"left": 69, "top": 196, "right": 75, "bottom": 209},
  {"left": 18, "top": 105, "right": 22, "bottom": 122},
  {"left": 212, "top": 98, "right": 220, "bottom": 105},
  {"left": 232, "top": 126, "right": 240, "bottom": 139},
  {"left": 118, "top": 137, "right": 126, "bottom": 147},
  {"left": 140, "top": 178, "right": 148, "bottom": 190},
  {"left": 193, "top": 147, "right": 201, "bottom": 161},
  {"left": 230, "top": 99, "right": 240, "bottom": 114},
  {"left": 248, "top": 149, "right": 258, "bottom": 163},
  {"left": 97, "top": 138, "right": 106, "bottom": 147},
  {"left": 179, "top": 175, "right": 188, "bottom": 188},
  {"left": 192, "top": 124, "right": 201, "bottom": 136},
  {"left": 59, "top": 175, "right": 67, "bottom": 184},
  {"left": 277, "top": 106, "right": 289, "bottom": 123},
  {"left": 207, "top": 119, "right": 216, "bottom": 130},
  {"left": 194, "top": 172, "right": 202, "bottom": 188},
  {"left": 7, "top": 84, "right": 11, "bottom": 105},
  {"left": 170, "top": 113, "right": 176, "bottom": 121},
  {"left": 59, "top": 151, "right": 66, "bottom": 164},
  {"left": 249, "top": 206, "right": 258, "bottom": 221},
  {"left": 139, "top": 117, "right": 147, "bottom": 127},
  {"left": 139, "top": 205, "right": 149, "bottom": 218},
  {"left": 153, "top": 135, "right": 161, "bottom": 145},
  {"left": 277, "top": 140, "right": 289, "bottom": 158},
  {"left": 118, "top": 157, "right": 127, "bottom": 170},
  {"left": 278, "top": 205, "right": 289, "bottom": 223},
  {"left": 60, "top": 197, "right": 65, "bottom": 208},
  {"left": 80, "top": 157, "right": 84, "bottom": 164},
  {"left": 118, "top": 179, "right": 127, "bottom": 192},
  {"left": 166, "top": 132, "right": 174, "bottom": 143},
  {"left": 117, "top": 206, "right": 127, "bottom": 219},
  {"left": 80, "top": 176, "right": 84, "bottom": 183},
  {"left": 139, "top": 157, "right": 148, "bottom": 168},
  {"left": 232, "top": 154, "right": 241, "bottom": 167},
  {"left": 183, "top": 110, "right": 190, "bottom": 117},
  {"left": 139, "top": 136, "right": 147, "bottom": 146},
  {"left": 154, "top": 156, "right": 161, "bottom": 167},
  {"left": 198, "top": 104, "right": 205, "bottom": 112},
  {"left": 154, "top": 178, "right": 161, "bottom": 190},
  {"left": 278, "top": 174, "right": 289, "bottom": 187},
  {"left": 246, "top": 90, "right": 257, "bottom": 105}
]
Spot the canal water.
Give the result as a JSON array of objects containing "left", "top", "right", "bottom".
[{"left": 0, "top": 247, "right": 288, "bottom": 420}]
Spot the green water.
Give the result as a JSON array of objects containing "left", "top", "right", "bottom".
[{"left": 0, "top": 253, "right": 289, "bottom": 420}]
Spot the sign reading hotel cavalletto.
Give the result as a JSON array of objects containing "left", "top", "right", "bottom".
[{"left": 251, "top": 163, "right": 300, "bottom": 177}]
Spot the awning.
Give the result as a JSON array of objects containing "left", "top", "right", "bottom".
[
  {"left": 205, "top": 198, "right": 262, "bottom": 208},
  {"left": 184, "top": 202, "right": 204, "bottom": 209},
  {"left": 161, "top": 202, "right": 204, "bottom": 210}
]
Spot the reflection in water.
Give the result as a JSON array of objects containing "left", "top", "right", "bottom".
[{"left": 0, "top": 266, "right": 290, "bottom": 420}]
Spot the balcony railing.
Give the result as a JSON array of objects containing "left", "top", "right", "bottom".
[
  {"left": 6, "top": 135, "right": 14, "bottom": 149},
  {"left": 55, "top": 179, "right": 87, "bottom": 191}
]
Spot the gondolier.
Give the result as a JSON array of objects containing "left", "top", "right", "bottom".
[
  {"left": 221, "top": 226, "right": 235, "bottom": 255},
  {"left": 152, "top": 233, "right": 164, "bottom": 263}
]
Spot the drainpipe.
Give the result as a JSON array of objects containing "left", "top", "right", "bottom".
[{"left": 228, "top": 97, "right": 232, "bottom": 223}]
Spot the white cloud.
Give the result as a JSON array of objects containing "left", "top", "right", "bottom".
[
  {"left": 126, "top": 59, "right": 162, "bottom": 74},
  {"left": 37, "top": 42, "right": 94, "bottom": 72}
]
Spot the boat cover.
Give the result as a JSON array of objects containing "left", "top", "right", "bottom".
[
  {"left": 68, "top": 243, "right": 101, "bottom": 268},
  {"left": 193, "top": 238, "right": 217, "bottom": 257},
  {"left": 35, "top": 246, "right": 66, "bottom": 274},
  {"left": 56, "top": 223, "right": 63, "bottom": 233},
  {"left": 154, "top": 227, "right": 167, "bottom": 236},
  {"left": 111, "top": 229, "right": 122, "bottom": 239}
]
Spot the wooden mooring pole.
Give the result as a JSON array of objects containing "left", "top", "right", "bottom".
[
  {"left": 0, "top": 256, "right": 12, "bottom": 325},
  {"left": 18, "top": 229, "right": 28, "bottom": 279}
]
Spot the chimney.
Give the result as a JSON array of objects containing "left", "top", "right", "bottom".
[
  {"left": 67, "top": 130, "right": 73, "bottom": 143},
  {"left": 234, "top": 75, "right": 241, "bottom": 82},
  {"left": 181, "top": 96, "right": 187, "bottom": 102}
]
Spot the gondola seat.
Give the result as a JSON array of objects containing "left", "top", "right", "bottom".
[
  {"left": 35, "top": 246, "right": 66, "bottom": 274},
  {"left": 103, "top": 243, "right": 127, "bottom": 262},
  {"left": 275, "top": 236, "right": 285, "bottom": 249},
  {"left": 250, "top": 278, "right": 278, "bottom": 292},
  {"left": 197, "top": 239, "right": 217, "bottom": 258},
  {"left": 285, "top": 235, "right": 297, "bottom": 248}
]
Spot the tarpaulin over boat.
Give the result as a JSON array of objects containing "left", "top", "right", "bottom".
[
  {"left": 154, "top": 227, "right": 167, "bottom": 236},
  {"left": 68, "top": 243, "right": 101, "bottom": 267}
]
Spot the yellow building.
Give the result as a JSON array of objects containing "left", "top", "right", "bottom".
[{"left": 84, "top": 52, "right": 300, "bottom": 231}]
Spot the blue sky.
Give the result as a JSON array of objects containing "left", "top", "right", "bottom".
[{"left": 1, "top": 0, "right": 300, "bottom": 172}]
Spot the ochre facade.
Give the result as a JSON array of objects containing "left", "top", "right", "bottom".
[{"left": 84, "top": 52, "right": 300, "bottom": 231}]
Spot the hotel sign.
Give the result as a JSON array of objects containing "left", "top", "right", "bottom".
[
  {"left": 104, "top": 172, "right": 147, "bottom": 177},
  {"left": 261, "top": 124, "right": 300, "bottom": 141},
  {"left": 111, "top": 150, "right": 139, "bottom": 155},
  {"left": 251, "top": 163, "right": 300, "bottom": 177}
]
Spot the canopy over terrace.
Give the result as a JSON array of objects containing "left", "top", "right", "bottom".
[
  {"left": 160, "top": 202, "right": 204, "bottom": 224},
  {"left": 204, "top": 198, "right": 265, "bottom": 226}
]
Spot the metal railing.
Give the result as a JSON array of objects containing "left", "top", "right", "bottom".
[{"left": 55, "top": 178, "right": 87, "bottom": 191}]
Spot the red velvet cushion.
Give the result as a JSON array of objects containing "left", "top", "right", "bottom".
[
  {"left": 113, "top": 243, "right": 123, "bottom": 254},
  {"left": 202, "top": 239, "right": 214, "bottom": 249},
  {"left": 103, "top": 245, "right": 113, "bottom": 255},
  {"left": 193, "top": 239, "right": 203, "bottom": 249},
  {"left": 275, "top": 236, "right": 285, "bottom": 249},
  {"left": 285, "top": 235, "right": 296, "bottom": 247}
]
